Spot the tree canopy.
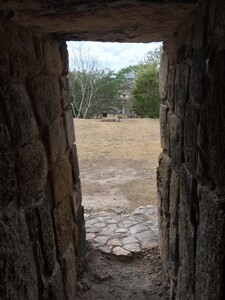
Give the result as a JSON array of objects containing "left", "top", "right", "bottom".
[{"left": 68, "top": 44, "right": 161, "bottom": 118}]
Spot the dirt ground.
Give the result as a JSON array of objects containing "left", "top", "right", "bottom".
[
  {"left": 74, "top": 118, "right": 169, "bottom": 299},
  {"left": 76, "top": 247, "right": 169, "bottom": 300},
  {"left": 74, "top": 118, "right": 161, "bottom": 211}
]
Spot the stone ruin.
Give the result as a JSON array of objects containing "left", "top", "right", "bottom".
[{"left": 0, "top": 0, "right": 224, "bottom": 299}]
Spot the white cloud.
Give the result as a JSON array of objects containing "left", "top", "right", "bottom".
[{"left": 67, "top": 41, "right": 162, "bottom": 71}]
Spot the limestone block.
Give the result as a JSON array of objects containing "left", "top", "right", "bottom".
[
  {"left": 157, "top": 152, "right": 172, "bottom": 272},
  {"left": 5, "top": 83, "right": 38, "bottom": 147},
  {"left": 189, "top": 49, "right": 206, "bottom": 102},
  {"left": 5, "top": 23, "right": 44, "bottom": 78},
  {"left": 60, "top": 42, "right": 69, "bottom": 76},
  {"left": 0, "top": 121, "right": 18, "bottom": 209},
  {"left": 167, "top": 65, "right": 176, "bottom": 111},
  {"left": 159, "top": 104, "right": 168, "bottom": 150},
  {"left": 47, "top": 263, "right": 65, "bottom": 300},
  {"left": 64, "top": 110, "right": 75, "bottom": 148},
  {"left": 176, "top": 164, "right": 197, "bottom": 300},
  {"left": 0, "top": 29, "right": 9, "bottom": 77},
  {"left": 53, "top": 197, "right": 74, "bottom": 256},
  {"left": 195, "top": 186, "right": 225, "bottom": 300},
  {"left": 174, "top": 64, "right": 190, "bottom": 118},
  {"left": 17, "top": 140, "right": 47, "bottom": 206},
  {"left": 75, "top": 205, "right": 87, "bottom": 257},
  {"left": 37, "top": 198, "right": 56, "bottom": 275},
  {"left": 184, "top": 102, "right": 199, "bottom": 175},
  {"left": 69, "top": 144, "right": 80, "bottom": 186},
  {"left": 159, "top": 49, "right": 168, "bottom": 99},
  {"left": 192, "top": 3, "right": 207, "bottom": 49},
  {"left": 47, "top": 117, "right": 67, "bottom": 164},
  {"left": 50, "top": 158, "right": 73, "bottom": 205},
  {"left": 59, "top": 76, "right": 70, "bottom": 109},
  {"left": 43, "top": 37, "right": 62, "bottom": 75},
  {"left": 168, "top": 170, "right": 180, "bottom": 280},
  {"left": 0, "top": 209, "right": 38, "bottom": 299},
  {"left": 62, "top": 243, "right": 77, "bottom": 299},
  {"left": 28, "top": 74, "right": 61, "bottom": 126},
  {"left": 169, "top": 113, "right": 183, "bottom": 173}
]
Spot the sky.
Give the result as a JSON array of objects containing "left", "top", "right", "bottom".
[{"left": 67, "top": 41, "right": 162, "bottom": 72}]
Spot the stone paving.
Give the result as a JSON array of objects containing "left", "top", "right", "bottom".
[{"left": 85, "top": 205, "right": 158, "bottom": 257}]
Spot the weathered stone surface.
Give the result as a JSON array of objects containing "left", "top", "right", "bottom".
[
  {"left": 28, "top": 74, "right": 61, "bottom": 126},
  {"left": 60, "top": 42, "right": 69, "bottom": 76},
  {"left": 5, "top": 23, "right": 44, "bottom": 77},
  {"left": 62, "top": 243, "right": 77, "bottom": 299},
  {"left": 157, "top": 152, "right": 172, "bottom": 273},
  {"left": 3, "top": 1, "right": 197, "bottom": 42},
  {"left": 174, "top": 64, "right": 190, "bottom": 117},
  {"left": 112, "top": 247, "right": 132, "bottom": 258},
  {"left": 59, "top": 76, "right": 70, "bottom": 109},
  {"left": 184, "top": 101, "right": 199, "bottom": 175},
  {"left": 50, "top": 158, "right": 73, "bottom": 205},
  {"left": 168, "top": 170, "right": 180, "bottom": 281},
  {"left": 75, "top": 205, "right": 87, "bottom": 257},
  {"left": 189, "top": 48, "right": 206, "bottom": 102},
  {"left": 159, "top": 104, "right": 168, "bottom": 150},
  {"left": 47, "top": 117, "right": 67, "bottom": 164},
  {"left": 43, "top": 37, "right": 62, "bottom": 75},
  {"left": 5, "top": 83, "right": 38, "bottom": 147},
  {"left": 159, "top": 48, "right": 168, "bottom": 99},
  {"left": 53, "top": 197, "right": 74, "bottom": 256},
  {"left": 0, "top": 121, "right": 18, "bottom": 209},
  {"left": 195, "top": 186, "right": 225, "bottom": 300},
  {"left": 64, "top": 110, "right": 75, "bottom": 148},
  {"left": 47, "top": 263, "right": 65, "bottom": 300},
  {"left": 167, "top": 65, "right": 176, "bottom": 111},
  {"left": 69, "top": 144, "right": 80, "bottom": 186},
  {"left": 169, "top": 113, "right": 183, "bottom": 173},
  {"left": 0, "top": 209, "right": 38, "bottom": 299},
  {"left": 37, "top": 198, "right": 56, "bottom": 275},
  {"left": 17, "top": 140, "right": 47, "bottom": 206},
  {"left": 198, "top": 49, "right": 225, "bottom": 195},
  {"left": 176, "top": 165, "right": 197, "bottom": 300},
  {"left": 124, "top": 243, "right": 141, "bottom": 253}
]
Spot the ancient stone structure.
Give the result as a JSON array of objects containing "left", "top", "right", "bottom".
[{"left": 0, "top": 0, "right": 224, "bottom": 299}]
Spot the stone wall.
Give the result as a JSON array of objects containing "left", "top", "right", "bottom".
[
  {"left": 0, "top": 21, "right": 86, "bottom": 299},
  {"left": 157, "top": 0, "right": 225, "bottom": 299}
]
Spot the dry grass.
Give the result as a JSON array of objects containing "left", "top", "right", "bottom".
[{"left": 74, "top": 118, "right": 161, "bottom": 210}]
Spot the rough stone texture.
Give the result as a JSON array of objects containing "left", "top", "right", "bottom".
[
  {"left": 64, "top": 110, "right": 75, "bottom": 148},
  {"left": 157, "top": 152, "right": 171, "bottom": 272},
  {"left": 47, "top": 117, "right": 67, "bottom": 164},
  {"left": 50, "top": 158, "right": 73, "bottom": 205},
  {"left": 28, "top": 75, "right": 61, "bottom": 127},
  {"left": 169, "top": 113, "right": 183, "bottom": 173},
  {"left": 0, "top": 0, "right": 225, "bottom": 299},
  {"left": 17, "top": 140, "right": 47, "bottom": 206},
  {"left": 62, "top": 243, "right": 77, "bottom": 299},
  {"left": 0, "top": 121, "right": 18, "bottom": 209},
  {"left": 0, "top": 21, "right": 84, "bottom": 299},
  {"left": 159, "top": 104, "right": 168, "bottom": 150},
  {"left": 5, "top": 83, "right": 38, "bottom": 147},
  {"left": 1, "top": 1, "right": 197, "bottom": 42},
  {"left": 53, "top": 197, "right": 74, "bottom": 257},
  {"left": 157, "top": 1, "right": 225, "bottom": 299},
  {"left": 195, "top": 186, "right": 225, "bottom": 300},
  {"left": 0, "top": 209, "right": 38, "bottom": 299}
]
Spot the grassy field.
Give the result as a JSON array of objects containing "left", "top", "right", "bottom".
[{"left": 74, "top": 118, "right": 161, "bottom": 211}]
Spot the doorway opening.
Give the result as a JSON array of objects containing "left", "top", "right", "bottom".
[{"left": 68, "top": 41, "right": 169, "bottom": 299}]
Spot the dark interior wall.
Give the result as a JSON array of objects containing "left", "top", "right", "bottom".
[
  {"left": 158, "top": 0, "right": 225, "bottom": 299},
  {"left": 0, "top": 21, "right": 85, "bottom": 299}
]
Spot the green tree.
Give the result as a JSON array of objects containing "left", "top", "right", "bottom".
[{"left": 131, "top": 60, "right": 160, "bottom": 118}]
